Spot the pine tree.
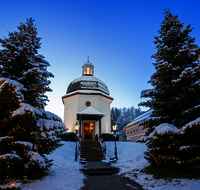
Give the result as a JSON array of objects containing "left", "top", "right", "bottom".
[
  {"left": 0, "top": 18, "right": 66, "bottom": 182},
  {"left": 113, "top": 107, "right": 142, "bottom": 131},
  {"left": 0, "top": 18, "right": 53, "bottom": 109},
  {"left": 139, "top": 9, "right": 200, "bottom": 173},
  {"left": 110, "top": 107, "right": 121, "bottom": 130},
  {"left": 139, "top": 9, "right": 200, "bottom": 128}
]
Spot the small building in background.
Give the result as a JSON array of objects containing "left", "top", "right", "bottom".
[
  {"left": 123, "top": 109, "right": 153, "bottom": 142},
  {"left": 116, "top": 130, "right": 126, "bottom": 141}
]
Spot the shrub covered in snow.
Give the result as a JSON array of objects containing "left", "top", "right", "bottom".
[{"left": 143, "top": 118, "right": 200, "bottom": 173}]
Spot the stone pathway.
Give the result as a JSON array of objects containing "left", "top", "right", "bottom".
[{"left": 80, "top": 161, "right": 144, "bottom": 190}]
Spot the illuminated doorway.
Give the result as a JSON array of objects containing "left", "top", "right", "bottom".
[{"left": 84, "top": 123, "right": 94, "bottom": 140}]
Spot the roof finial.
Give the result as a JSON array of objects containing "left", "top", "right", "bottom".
[{"left": 87, "top": 56, "right": 89, "bottom": 62}]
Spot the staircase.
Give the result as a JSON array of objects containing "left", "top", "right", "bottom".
[{"left": 80, "top": 140, "right": 104, "bottom": 161}]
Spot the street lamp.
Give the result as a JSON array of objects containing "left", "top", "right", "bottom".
[
  {"left": 74, "top": 121, "right": 80, "bottom": 162},
  {"left": 112, "top": 125, "right": 118, "bottom": 160}
]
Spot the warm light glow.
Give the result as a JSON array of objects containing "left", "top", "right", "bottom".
[
  {"left": 74, "top": 121, "right": 80, "bottom": 131},
  {"left": 112, "top": 125, "right": 117, "bottom": 131},
  {"left": 87, "top": 67, "right": 90, "bottom": 74}
]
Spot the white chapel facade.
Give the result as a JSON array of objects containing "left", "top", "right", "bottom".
[{"left": 62, "top": 58, "right": 113, "bottom": 140}]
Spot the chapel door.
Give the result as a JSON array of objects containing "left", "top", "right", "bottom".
[{"left": 84, "top": 123, "right": 94, "bottom": 140}]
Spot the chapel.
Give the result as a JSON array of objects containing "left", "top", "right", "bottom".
[{"left": 62, "top": 58, "right": 113, "bottom": 140}]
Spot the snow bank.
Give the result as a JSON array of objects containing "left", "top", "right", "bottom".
[
  {"left": 105, "top": 142, "right": 200, "bottom": 190},
  {"left": 105, "top": 142, "right": 148, "bottom": 173},
  {"left": 20, "top": 141, "right": 200, "bottom": 190},
  {"left": 21, "top": 142, "right": 85, "bottom": 190}
]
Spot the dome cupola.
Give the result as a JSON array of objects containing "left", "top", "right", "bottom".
[
  {"left": 65, "top": 58, "right": 111, "bottom": 96},
  {"left": 82, "top": 57, "right": 94, "bottom": 76}
]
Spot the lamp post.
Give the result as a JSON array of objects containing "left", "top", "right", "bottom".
[
  {"left": 74, "top": 121, "right": 80, "bottom": 162},
  {"left": 112, "top": 125, "right": 118, "bottom": 160}
]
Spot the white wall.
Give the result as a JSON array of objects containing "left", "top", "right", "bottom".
[
  {"left": 63, "top": 94, "right": 111, "bottom": 134},
  {"left": 63, "top": 95, "right": 79, "bottom": 132}
]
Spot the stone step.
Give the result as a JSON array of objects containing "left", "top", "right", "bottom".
[
  {"left": 80, "top": 168, "right": 120, "bottom": 175},
  {"left": 79, "top": 161, "right": 120, "bottom": 175},
  {"left": 80, "top": 140, "right": 103, "bottom": 161}
]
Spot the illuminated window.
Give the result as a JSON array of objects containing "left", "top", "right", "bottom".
[
  {"left": 90, "top": 68, "right": 92, "bottom": 74},
  {"left": 84, "top": 68, "right": 86, "bottom": 74},
  {"left": 87, "top": 68, "right": 90, "bottom": 74}
]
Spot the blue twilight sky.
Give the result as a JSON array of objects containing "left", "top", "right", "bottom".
[{"left": 0, "top": 0, "right": 200, "bottom": 120}]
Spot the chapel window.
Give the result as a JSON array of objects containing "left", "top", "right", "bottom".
[
  {"left": 82, "top": 57, "right": 94, "bottom": 76},
  {"left": 87, "top": 68, "right": 90, "bottom": 74}
]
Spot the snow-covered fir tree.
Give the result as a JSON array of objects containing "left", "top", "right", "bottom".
[
  {"left": 138, "top": 9, "right": 200, "bottom": 173},
  {"left": 139, "top": 9, "right": 200, "bottom": 127},
  {"left": 0, "top": 18, "right": 66, "bottom": 181}
]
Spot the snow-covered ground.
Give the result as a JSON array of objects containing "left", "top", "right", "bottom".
[
  {"left": 21, "top": 142, "right": 85, "bottom": 190},
  {"left": 105, "top": 141, "right": 200, "bottom": 190},
  {"left": 21, "top": 141, "right": 200, "bottom": 190}
]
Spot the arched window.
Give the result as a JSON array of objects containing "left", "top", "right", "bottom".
[{"left": 87, "top": 68, "right": 90, "bottom": 74}]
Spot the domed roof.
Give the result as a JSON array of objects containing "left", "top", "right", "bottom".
[
  {"left": 66, "top": 58, "right": 110, "bottom": 95},
  {"left": 62, "top": 58, "right": 113, "bottom": 104},
  {"left": 67, "top": 75, "right": 110, "bottom": 95}
]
